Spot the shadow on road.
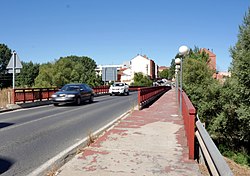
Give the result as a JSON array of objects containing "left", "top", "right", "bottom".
[
  {"left": 0, "top": 123, "right": 14, "bottom": 129},
  {"left": 0, "top": 157, "right": 14, "bottom": 174}
]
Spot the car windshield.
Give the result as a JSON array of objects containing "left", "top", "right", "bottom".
[
  {"left": 61, "top": 85, "right": 80, "bottom": 91},
  {"left": 113, "top": 83, "right": 124, "bottom": 87}
]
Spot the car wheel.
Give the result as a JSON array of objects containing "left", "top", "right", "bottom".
[
  {"left": 89, "top": 95, "right": 94, "bottom": 103},
  {"left": 110, "top": 94, "right": 112, "bottom": 96},
  {"left": 76, "top": 97, "right": 81, "bottom": 105},
  {"left": 54, "top": 103, "right": 59, "bottom": 106}
]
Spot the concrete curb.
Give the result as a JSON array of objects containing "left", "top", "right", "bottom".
[
  {"left": 0, "top": 101, "right": 52, "bottom": 113},
  {"left": 27, "top": 110, "right": 132, "bottom": 176}
]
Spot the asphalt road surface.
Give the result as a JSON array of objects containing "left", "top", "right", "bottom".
[{"left": 0, "top": 92, "right": 138, "bottom": 176}]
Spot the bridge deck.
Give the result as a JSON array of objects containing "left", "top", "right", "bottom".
[{"left": 58, "top": 89, "right": 201, "bottom": 176}]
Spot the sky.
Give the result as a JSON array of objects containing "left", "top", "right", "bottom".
[{"left": 1, "top": 0, "right": 249, "bottom": 71}]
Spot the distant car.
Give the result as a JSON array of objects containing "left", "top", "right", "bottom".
[
  {"left": 109, "top": 82, "right": 129, "bottom": 96},
  {"left": 51, "top": 83, "right": 94, "bottom": 106}
]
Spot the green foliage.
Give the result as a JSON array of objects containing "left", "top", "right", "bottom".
[
  {"left": 16, "top": 61, "right": 40, "bottom": 87},
  {"left": 210, "top": 8, "right": 250, "bottom": 154},
  {"left": 219, "top": 144, "right": 250, "bottom": 166},
  {"left": 0, "top": 44, "right": 12, "bottom": 73},
  {"left": 168, "top": 59, "right": 176, "bottom": 79},
  {"left": 35, "top": 56, "right": 101, "bottom": 87},
  {"left": 35, "top": 63, "right": 54, "bottom": 87},
  {"left": 158, "top": 69, "right": 169, "bottom": 79},
  {"left": 187, "top": 46, "right": 210, "bottom": 63},
  {"left": 132, "top": 72, "right": 153, "bottom": 87},
  {"left": 0, "top": 44, "right": 12, "bottom": 88},
  {"left": 183, "top": 57, "right": 222, "bottom": 126}
]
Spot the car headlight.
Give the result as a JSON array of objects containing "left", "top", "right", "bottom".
[
  {"left": 66, "top": 94, "right": 75, "bottom": 98},
  {"left": 51, "top": 94, "right": 57, "bottom": 98}
]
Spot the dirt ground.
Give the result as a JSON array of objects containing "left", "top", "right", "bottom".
[
  {"left": 199, "top": 157, "right": 250, "bottom": 176},
  {"left": 225, "top": 157, "right": 250, "bottom": 176}
]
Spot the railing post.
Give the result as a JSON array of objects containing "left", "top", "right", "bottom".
[
  {"left": 47, "top": 88, "right": 50, "bottom": 100},
  {"left": 23, "top": 89, "right": 26, "bottom": 103},
  {"left": 138, "top": 88, "right": 141, "bottom": 110},
  {"left": 12, "top": 89, "right": 15, "bottom": 104},
  {"left": 39, "top": 89, "right": 42, "bottom": 101},
  {"left": 189, "top": 109, "right": 195, "bottom": 159},
  {"left": 32, "top": 89, "right": 35, "bottom": 102}
]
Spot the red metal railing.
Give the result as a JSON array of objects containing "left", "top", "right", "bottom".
[
  {"left": 178, "top": 90, "right": 196, "bottom": 159},
  {"left": 93, "top": 86, "right": 109, "bottom": 95},
  {"left": 12, "top": 85, "right": 167, "bottom": 104},
  {"left": 12, "top": 88, "right": 58, "bottom": 103},
  {"left": 138, "top": 86, "right": 171, "bottom": 110},
  {"left": 128, "top": 86, "right": 145, "bottom": 91},
  {"left": 12, "top": 86, "right": 111, "bottom": 103}
]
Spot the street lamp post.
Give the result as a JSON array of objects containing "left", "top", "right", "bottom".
[
  {"left": 178, "top": 45, "right": 189, "bottom": 115},
  {"left": 175, "top": 63, "right": 180, "bottom": 102},
  {"left": 175, "top": 68, "right": 179, "bottom": 101}
]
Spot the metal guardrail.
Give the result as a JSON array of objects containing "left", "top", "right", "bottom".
[{"left": 195, "top": 115, "right": 233, "bottom": 176}]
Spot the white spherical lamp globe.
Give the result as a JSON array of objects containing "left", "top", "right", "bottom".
[
  {"left": 175, "top": 58, "right": 181, "bottom": 65},
  {"left": 179, "top": 45, "right": 189, "bottom": 55}
]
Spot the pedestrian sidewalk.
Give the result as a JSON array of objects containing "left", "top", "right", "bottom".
[{"left": 57, "top": 89, "right": 201, "bottom": 176}]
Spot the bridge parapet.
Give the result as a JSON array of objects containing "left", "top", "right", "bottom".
[
  {"left": 181, "top": 91, "right": 196, "bottom": 159},
  {"left": 137, "top": 86, "right": 171, "bottom": 110},
  {"left": 179, "top": 89, "right": 233, "bottom": 175}
]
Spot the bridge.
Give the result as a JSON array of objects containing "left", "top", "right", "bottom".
[{"left": 0, "top": 87, "right": 232, "bottom": 176}]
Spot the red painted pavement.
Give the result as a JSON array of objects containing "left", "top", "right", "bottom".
[{"left": 58, "top": 89, "right": 201, "bottom": 176}]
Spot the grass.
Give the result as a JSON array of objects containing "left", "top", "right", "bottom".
[
  {"left": 45, "top": 163, "right": 60, "bottom": 176},
  {"left": 75, "top": 131, "right": 98, "bottom": 156},
  {"left": 87, "top": 131, "right": 97, "bottom": 147},
  {"left": 223, "top": 151, "right": 250, "bottom": 167}
]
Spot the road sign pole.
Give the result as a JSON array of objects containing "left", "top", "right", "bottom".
[{"left": 12, "top": 51, "right": 16, "bottom": 89}]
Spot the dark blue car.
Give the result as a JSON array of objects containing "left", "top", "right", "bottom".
[{"left": 51, "top": 83, "right": 94, "bottom": 106}]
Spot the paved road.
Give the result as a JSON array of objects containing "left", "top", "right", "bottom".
[{"left": 0, "top": 92, "right": 138, "bottom": 176}]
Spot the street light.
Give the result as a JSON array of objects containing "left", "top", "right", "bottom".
[
  {"left": 178, "top": 45, "right": 189, "bottom": 115},
  {"left": 175, "top": 62, "right": 181, "bottom": 102}
]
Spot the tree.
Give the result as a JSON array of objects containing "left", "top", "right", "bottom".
[
  {"left": 0, "top": 44, "right": 12, "bottom": 74},
  {"left": 210, "top": 8, "right": 250, "bottom": 153},
  {"left": 187, "top": 46, "right": 210, "bottom": 63},
  {"left": 132, "top": 72, "right": 153, "bottom": 87},
  {"left": 16, "top": 61, "right": 40, "bottom": 87},
  {"left": 168, "top": 58, "right": 176, "bottom": 79},
  {"left": 35, "top": 62, "right": 54, "bottom": 87},
  {"left": 182, "top": 57, "right": 222, "bottom": 126},
  {"left": 158, "top": 69, "right": 169, "bottom": 79},
  {"left": 35, "top": 55, "right": 100, "bottom": 87},
  {"left": 0, "top": 44, "right": 12, "bottom": 88}
]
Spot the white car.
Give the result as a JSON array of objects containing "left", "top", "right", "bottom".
[{"left": 109, "top": 82, "right": 129, "bottom": 96}]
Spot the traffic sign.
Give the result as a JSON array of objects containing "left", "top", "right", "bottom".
[
  {"left": 6, "top": 51, "right": 23, "bottom": 89},
  {"left": 7, "top": 52, "right": 22, "bottom": 70},
  {"left": 102, "top": 67, "right": 117, "bottom": 82}
]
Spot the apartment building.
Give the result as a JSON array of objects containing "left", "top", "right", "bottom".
[
  {"left": 96, "top": 54, "right": 158, "bottom": 85},
  {"left": 120, "top": 54, "right": 158, "bottom": 84}
]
